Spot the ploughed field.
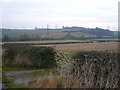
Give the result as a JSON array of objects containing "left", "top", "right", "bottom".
[
  {"left": 34, "top": 42, "right": 119, "bottom": 52},
  {"left": 3, "top": 40, "right": 86, "bottom": 44},
  {"left": 3, "top": 40, "right": 119, "bottom": 52}
]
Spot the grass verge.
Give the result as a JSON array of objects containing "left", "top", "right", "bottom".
[
  {"left": 2, "top": 72, "right": 29, "bottom": 88},
  {"left": 26, "top": 69, "right": 57, "bottom": 77},
  {"left": 2, "top": 67, "right": 41, "bottom": 71}
]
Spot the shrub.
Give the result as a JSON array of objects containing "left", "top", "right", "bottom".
[
  {"left": 3, "top": 45, "right": 57, "bottom": 68},
  {"left": 2, "top": 47, "right": 16, "bottom": 62},
  {"left": 27, "top": 47, "right": 56, "bottom": 68}
]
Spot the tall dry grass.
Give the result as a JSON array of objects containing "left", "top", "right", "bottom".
[
  {"left": 33, "top": 51, "right": 120, "bottom": 88},
  {"left": 14, "top": 55, "right": 32, "bottom": 67},
  {"left": 59, "top": 51, "right": 119, "bottom": 88}
]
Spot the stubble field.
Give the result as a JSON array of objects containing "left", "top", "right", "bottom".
[{"left": 34, "top": 42, "right": 119, "bottom": 52}]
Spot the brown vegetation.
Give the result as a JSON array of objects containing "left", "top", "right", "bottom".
[
  {"left": 33, "top": 51, "right": 120, "bottom": 88},
  {"left": 35, "top": 42, "right": 119, "bottom": 52},
  {"left": 3, "top": 40, "right": 84, "bottom": 44}
]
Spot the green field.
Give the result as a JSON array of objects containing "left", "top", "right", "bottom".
[
  {"left": 2, "top": 29, "right": 118, "bottom": 42},
  {"left": 2, "top": 29, "right": 89, "bottom": 38}
]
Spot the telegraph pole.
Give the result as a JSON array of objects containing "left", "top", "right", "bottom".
[
  {"left": 23, "top": 26, "right": 25, "bottom": 30},
  {"left": 47, "top": 24, "right": 49, "bottom": 36},
  {"left": 107, "top": 25, "right": 109, "bottom": 30},
  {"left": 47, "top": 24, "right": 49, "bottom": 30},
  {"left": 55, "top": 24, "right": 58, "bottom": 29},
  {"left": 42, "top": 25, "right": 43, "bottom": 30}
]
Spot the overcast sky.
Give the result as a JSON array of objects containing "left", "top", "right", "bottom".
[{"left": 1, "top": 0, "right": 119, "bottom": 31}]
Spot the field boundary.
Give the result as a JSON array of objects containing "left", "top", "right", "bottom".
[{"left": 3, "top": 40, "right": 120, "bottom": 46}]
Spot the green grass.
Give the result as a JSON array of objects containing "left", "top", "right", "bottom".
[
  {"left": 0, "top": 67, "right": 2, "bottom": 72},
  {"left": 27, "top": 69, "right": 57, "bottom": 77},
  {"left": 2, "top": 67, "right": 41, "bottom": 71},
  {"left": 2, "top": 29, "right": 63, "bottom": 38},
  {"left": 2, "top": 72, "right": 29, "bottom": 88},
  {"left": 2, "top": 68, "right": 57, "bottom": 88},
  {"left": 7, "top": 84, "right": 28, "bottom": 88},
  {"left": 92, "top": 38, "right": 119, "bottom": 41}
]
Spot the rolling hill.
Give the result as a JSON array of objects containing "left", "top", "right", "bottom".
[{"left": 1, "top": 27, "right": 119, "bottom": 42}]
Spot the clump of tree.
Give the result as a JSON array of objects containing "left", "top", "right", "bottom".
[
  {"left": 80, "top": 27, "right": 113, "bottom": 36},
  {"left": 2, "top": 35, "right": 11, "bottom": 42},
  {"left": 3, "top": 45, "right": 57, "bottom": 68}
]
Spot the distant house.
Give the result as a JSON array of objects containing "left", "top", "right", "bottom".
[{"left": 62, "top": 32, "right": 75, "bottom": 39}]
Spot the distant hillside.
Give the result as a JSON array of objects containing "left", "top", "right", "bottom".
[
  {"left": 1, "top": 27, "right": 118, "bottom": 42},
  {"left": 64, "top": 27, "right": 113, "bottom": 36},
  {"left": 113, "top": 31, "right": 120, "bottom": 38}
]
